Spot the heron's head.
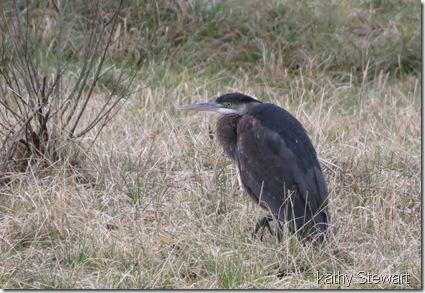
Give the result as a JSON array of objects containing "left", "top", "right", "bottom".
[{"left": 177, "top": 92, "right": 262, "bottom": 116}]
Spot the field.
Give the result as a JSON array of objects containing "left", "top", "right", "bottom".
[{"left": 0, "top": 0, "right": 421, "bottom": 289}]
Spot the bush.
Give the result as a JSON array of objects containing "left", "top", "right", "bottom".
[{"left": 0, "top": 0, "right": 141, "bottom": 175}]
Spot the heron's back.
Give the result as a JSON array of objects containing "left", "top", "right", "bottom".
[{"left": 236, "top": 103, "right": 330, "bottom": 241}]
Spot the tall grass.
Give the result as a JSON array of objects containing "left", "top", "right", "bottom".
[{"left": 0, "top": 0, "right": 420, "bottom": 289}]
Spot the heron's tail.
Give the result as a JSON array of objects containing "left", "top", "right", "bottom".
[
  {"left": 311, "top": 206, "right": 330, "bottom": 243},
  {"left": 289, "top": 205, "right": 330, "bottom": 244}
]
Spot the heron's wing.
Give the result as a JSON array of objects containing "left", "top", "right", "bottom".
[{"left": 236, "top": 104, "right": 329, "bottom": 234}]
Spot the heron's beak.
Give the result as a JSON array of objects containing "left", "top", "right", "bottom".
[
  {"left": 177, "top": 102, "right": 223, "bottom": 112},
  {"left": 177, "top": 101, "right": 234, "bottom": 116}
]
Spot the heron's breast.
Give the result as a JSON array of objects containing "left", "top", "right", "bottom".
[{"left": 216, "top": 114, "right": 241, "bottom": 162}]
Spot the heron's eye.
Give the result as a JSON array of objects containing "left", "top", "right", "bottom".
[{"left": 224, "top": 102, "right": 232, "bottom": 107}]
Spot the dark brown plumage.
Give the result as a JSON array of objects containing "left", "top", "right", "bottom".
[{"left": 178, "top": 92, "right": 330, "bottom": 243}]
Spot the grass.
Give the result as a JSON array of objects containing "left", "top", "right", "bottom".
[{"left": 0, "top": 0, "right": 421, "bottom": 289}]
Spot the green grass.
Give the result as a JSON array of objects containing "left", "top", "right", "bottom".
[{"left": 0, "top": 0, "right": 421, "bottom": 289}]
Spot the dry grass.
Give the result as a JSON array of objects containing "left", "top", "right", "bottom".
[
  {"left": 0, "top": 73, "right": 420, "bottom": 289},
  {"left": 0, "top": 0, "right": 421, "bottom": 289}
]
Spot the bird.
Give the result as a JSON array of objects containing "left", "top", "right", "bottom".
[{"left": 177, "top": 92, "right": 330, "bottom": 243}]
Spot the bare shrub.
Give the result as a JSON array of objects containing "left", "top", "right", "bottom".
[{"left": 0, "top": 0, "right": 141, "bottom": 175}]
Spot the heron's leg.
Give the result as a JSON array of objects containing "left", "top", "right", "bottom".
[
  {"left": 275, "top": 220, "right": 283, "bottom": 242},
  {"left": 252, "top": 215, "right": 274, "bottom": 241}
]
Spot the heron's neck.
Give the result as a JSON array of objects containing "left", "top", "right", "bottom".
[{"left": 216, "top": 114, "right": 240, "bottom": 162}]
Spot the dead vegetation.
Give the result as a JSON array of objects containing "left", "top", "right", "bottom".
[{"left": 0, "top": 0, "right": 421, "bottom": 289}]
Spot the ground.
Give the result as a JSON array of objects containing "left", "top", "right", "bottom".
[{"left": 0, "top": 0, "right": 421, "bottom": 289}]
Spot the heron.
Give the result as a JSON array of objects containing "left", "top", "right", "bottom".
[{"left": 178, "top": 92, "right": 330, "bottom": 243}]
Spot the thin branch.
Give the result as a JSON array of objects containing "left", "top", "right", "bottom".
[
  {"left": 63, "top": 18, "right": 101, "bottom": 130},
  {"left": 0, "top": 103, "right": 45, "bottom": 170},
  {"left": 69, "top": 0, "right": 123, "bottom": 138}
]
